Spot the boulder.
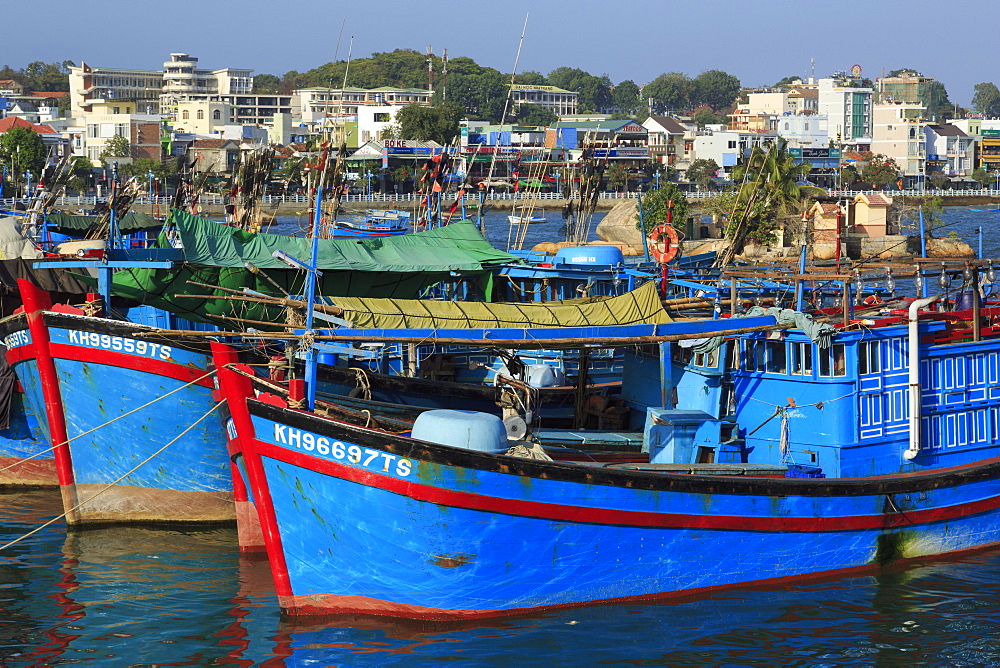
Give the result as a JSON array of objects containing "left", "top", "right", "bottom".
[
  {"left": 595, "top": 200, "right": 643, "bottom": 246},
  {"left": 926, "top": 237, "right": 975, "bottom": 258}
]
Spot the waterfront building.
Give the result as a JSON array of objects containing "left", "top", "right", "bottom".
[
  {"left": 643, "top": 116, "right": 694, "bottom": 167},
  {"left": 693, "top": 127, "right": 776, "bottom": 175},
  {"left": 509, "top": 84, "right": 578, "bottom": 117},
  {"left": 173, "top": 100, "right": 231, "bottom": 135},
  {"left": 924, "top": 124, "right": 974, "bottom": 178},
  {"left": 870, "top": 100, "right": 925, "bottom": 186},
  {"left": 0, "top": 116, "right": 69, "bottom": 155}
]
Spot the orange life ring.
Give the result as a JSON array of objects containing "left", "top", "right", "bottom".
[
  {"left": 648, "top": 224, "right": 679, "bottom": 264},
  {"left": 863, "top": 294, "right": 882, "bottom": 306}
]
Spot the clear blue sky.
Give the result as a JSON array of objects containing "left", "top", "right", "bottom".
[{"left": 6, "top": 0, "right": 994, "bottom": 106}]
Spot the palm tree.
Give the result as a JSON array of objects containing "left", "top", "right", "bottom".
[{"left": 718, "top": 139, "right": 825, "bottom": 265}]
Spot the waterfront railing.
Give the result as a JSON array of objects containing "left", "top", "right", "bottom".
[{"left": 4, "top": 189, "right": 1000, "bottom": 210}]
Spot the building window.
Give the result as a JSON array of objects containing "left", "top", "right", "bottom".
[
  {"left": 113, "top": 106, "right": 120, "bottom": 114},
  {"left": 197, "top": 110, "right": 204, "bottom": 120},
  {"left": 213, "top": 110, "right": 221, "bottom": 120},
  {"left": 182, "top": 110, "right": 189, "bottom": 120}
]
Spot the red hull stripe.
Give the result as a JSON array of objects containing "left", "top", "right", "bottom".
[
  {"left": 8, "top": 343, "right": 212, "bottom": 387},
  {"left": 281, "top": 538, "right": 1000, "bottom": 621},
  {"left": 256, "top": 440, "right": 1000, "bottom": 532}
]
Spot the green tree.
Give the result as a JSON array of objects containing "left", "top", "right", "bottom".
[
  {"left": 637, "top": 181, "right": 689, "bottom": 235},
  {"left": 447, "top": 68, "right": 508, "bottom": 121},
  {"left": 686, "top": 158, "right": 719, "bottom": 190},
  {"left": 514, "top": 71, "right": 547, "bottom": 86},
  {"left": 119, "top": 157, "right": 171, "bottom": 182},
  {"left": 100, "top": 134, "right": 131, "bottom": 162},
  {"left": 773, "top": 76, "right": 802, "bottom": 88},
  {"left": 547, "top": 66, "right": 589, "bottom": 92},
  {"left": 973, "top": 83, "right": 1000, "bottom": 117},
  {"left": 724, "top": 139, "right": 824, "bottom": 253},
  {"left": 861, "top": 154, "right": 900, "bottom": 189},
  {"left": 577, "top": 74, "right": 612, "bottom": 112},
  {"left": 642, "top": 72, "right": 692, "bottom": 113},
  {"left": 394, "top": 102, "right": 463, "bottom": 144},
  {"left": 972, "top": 167, "right": 991, "bottom": 188},
  {"left": 253, "top": 74, "right": 281, "bottom": 94},
  {"left": 691, "top": 106, "right": 727, "bottom": 127},
  {"left": 611, "top": 79, "right": 640, "bottom": 115},
  {"left": 514, "top": 103, "right": 556, "bottom": 126},
  {"left": 0, "top": 126, "right": 46, "bottom": 193},
  {"left": 690, "top": 69, "right": 741, "bottom": 109},
  {"left": 606, "top": 163, "right": 627, "bottom": 192}
]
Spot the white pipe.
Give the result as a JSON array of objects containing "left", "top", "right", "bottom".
[{"left": 904, "top": 294, "right": 941, "bottom": 460}]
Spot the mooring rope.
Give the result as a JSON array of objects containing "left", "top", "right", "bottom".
[
  {"left": 0, "top": 369, "right": 219, "bottom": 476},
  {"left": 0, "top": 399, "right": 226, "bottom": 554}
]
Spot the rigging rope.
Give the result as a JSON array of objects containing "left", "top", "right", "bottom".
[{"left": 0, "top": 399, "right": 225, "bottom": 554}]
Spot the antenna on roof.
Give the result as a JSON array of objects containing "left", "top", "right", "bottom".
[{"left": 811, "top": 58, "right": 815, "bottom": 79}]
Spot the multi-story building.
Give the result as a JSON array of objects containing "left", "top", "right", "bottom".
[
  {"left": 817, "top": 78, "right": 872, "bottom": 147},
  {"left": 69, "top": 63, "right": 163, "bottom": 116},
  {"left": 693, "top": 128, "right": 777, "bottom": 175},
  {"left": 979, "top": 129, "right": 1000, "bottom": 176},
  {"left": 509, "top": 84, "right": 578, "bottom": 117},
  {"left": 870, "top": 100, "right": 925, "bottom": 185},
  {"left": 82, "top": 114, "right": 162, "bottom": 165},
  {"left": 924, "top": 124, "right": 974, "bottom": 178},
  {"left": 296, "top": 87, "right": 432, "bottom": 122},
  {"left": 643, "top": 115, "right": 694, "bottom": 167}
]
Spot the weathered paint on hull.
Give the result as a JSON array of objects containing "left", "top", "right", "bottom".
[
  {"left": 1, "top": 297, "right": 235, "bottom": 526},
  {"left": 0, "top": 390, "right": 56, "bottom": 487},
  {"left": 232, "top": 397, "right": 1000, "bottom": 621},
  {"left": 59, "top": 483, "right": 234, "bottom": 524}
]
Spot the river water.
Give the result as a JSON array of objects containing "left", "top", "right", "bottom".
[{"left": 2, "top": 206, "right": 1000, "bottom": 665}]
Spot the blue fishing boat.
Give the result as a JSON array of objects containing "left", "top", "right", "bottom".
[
  {"left": 215, "top": 293, "right": 1000, "bottom": 620},
  {"left": 1, "top": 280, "right": 234, "bottom": 524},
  {"left": 327, "top": 209, "right": 411, "bottom": 238}
]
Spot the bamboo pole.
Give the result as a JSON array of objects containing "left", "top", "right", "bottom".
[{"left": 136, "top": 322, "right": 795, "bottom": 349}]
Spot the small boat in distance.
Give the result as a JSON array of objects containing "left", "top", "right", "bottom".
[
  {"left": 508, "top": 211, "right": 547, "bottom": 225},
  {"left": 327, "top": 209, "right": 411, "bottom": 238}
]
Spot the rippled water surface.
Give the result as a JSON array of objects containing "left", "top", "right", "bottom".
[
  {"left": 4, "top": 488, "right": 1000, "bottom": 665},
  {"left": 3, "top": 206, "right": 1000, "bottom": 664}
]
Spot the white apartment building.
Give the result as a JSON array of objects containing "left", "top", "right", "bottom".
[
  {"left": 296, "top": 87, "right": 432, "bottom": 123},
  {"left": 924, "top": 124, "right": 974, "bottom": 177},
  {"left": 870, "top": 100, "right": 926, "bottom": 181},
  {"left": 817, "top": 78, "right": 872, "bottom": 146},
  {"left": 693, "top": 129, "right": 777, "bottom": 174},
  {"left": 774, "top": 114, "right": 830, "bottom": 148},
  {"left": 510, "top": 84, "right": 578, "bottom": 116},
  {"left": 69, "top": 63, "right": 163, "bottom": 115}
]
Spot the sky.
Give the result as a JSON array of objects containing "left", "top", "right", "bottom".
[{"left": 5, "top": 0, "right": 997, "bottom": 106}]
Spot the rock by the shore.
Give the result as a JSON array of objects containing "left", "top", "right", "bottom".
[
  {"left": 595, "top": 200, "right": 643, "bottom": 247},
  {"left": 926, "top": 237, "right": 975, "bottom": 258}
]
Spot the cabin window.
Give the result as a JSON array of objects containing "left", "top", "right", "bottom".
[
  {"left": 818, "top": 343, "right": 847, "bottom": 377},
  {"left": 743, "top": 339, "right": 765, "bottom": 372},
  {"left": 693, "top": 348, "right": 719, "bottom": 369},
  {"left": 790, "top": 342, "right": 813, "bottom": 375},
  {"left": 858, "top": 340, "right": 881, "bottom": 375},
  {"left": 765, "top": 340, "right": 786, "bottom": 374}
]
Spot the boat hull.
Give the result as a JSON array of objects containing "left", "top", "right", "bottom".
[
  {"left": 1, "top": 307, "right": 235, "bottom": 525},
  {"left": 230, "top": 394, "right": 1000, "bottom": 620},
  {"left": 0, "top": 386, "right": 56, "bottom": 487}
]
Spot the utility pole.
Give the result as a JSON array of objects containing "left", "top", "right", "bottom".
[{"left": 426, "top": 46, "right": 434, "bottom": 94}]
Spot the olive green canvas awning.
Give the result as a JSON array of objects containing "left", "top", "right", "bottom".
[{"left": 330, "top": 280, "right": 670, "bottom": 329}]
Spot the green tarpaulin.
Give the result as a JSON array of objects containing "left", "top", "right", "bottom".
[
  {"left": 46, "top": 212, "right": 162, "bottom": 235},
  {"left": 92, "top": 209, "right": 521, "bottom": 327},
  {"left": 171, "top": 209, "right": 517, "bottom": 271}
]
